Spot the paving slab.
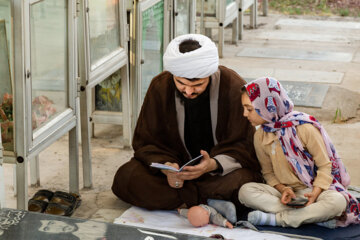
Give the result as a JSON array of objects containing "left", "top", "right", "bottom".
[
  {"left": 280, "top": 81, "right": 329, "bottom": 108},
  {"left": 241, "top": 77, "right": 329, "bottom": 108},
  {"left": 274, "top": 69, "right": 344, "bottom": 84},
  {"left": 236, "top": 68, "right": 344, "bottom": 84},
  {"left": 275, "top": 18, "right": 360, "bottom": 30},
  {"left": 354, "top": 50, "right": 360, "bottom": 63},
  {"left": 236, "top": 47, "right": 354, "bottom": 62},
  {"left": 256, "top": 31, "right": 353, "bottom": 43},
  {"left": 235, "top": 68, "right": 275, "bottom": 80},
  {"left": 295, "top": 86, "right": 360, "bottom": 121}
]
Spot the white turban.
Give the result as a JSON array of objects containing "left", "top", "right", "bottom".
[{"left": 163, "top": 34, "right": 219, "bottom": 79}]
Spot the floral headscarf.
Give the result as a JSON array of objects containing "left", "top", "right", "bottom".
[{"left": 245, "top": 77, "right": 360, "bottom": 227}]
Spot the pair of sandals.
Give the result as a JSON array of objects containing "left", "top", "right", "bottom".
[{"left": 28, "top": 189, "right": 81, "bottom": 217}]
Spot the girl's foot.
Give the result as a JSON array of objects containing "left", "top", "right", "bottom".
[{"left": 248, "top": 210, "right": 277, "bottom": 226}]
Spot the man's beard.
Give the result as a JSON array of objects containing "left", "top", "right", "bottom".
[
  {"left": 175, "top": 88, "right": 199, "bottom": 104},
  {"left": 174, "top": 77, "right": 211, "bottom": 104}
]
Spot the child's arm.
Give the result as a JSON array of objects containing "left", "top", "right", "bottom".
[
  {"left": 254, "top": 130, "right": 281, "bottom": 187},
  {"left": 297, "top": 124, "right": 333, "bottom": 203}
]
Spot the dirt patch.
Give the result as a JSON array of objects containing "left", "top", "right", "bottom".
[{"left": 266, "top": 0, "right": 360, "bottom": 17}]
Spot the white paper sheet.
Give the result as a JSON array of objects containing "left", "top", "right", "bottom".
[{"left": 114, "top": 207, "right": 294, "bottom": 240}]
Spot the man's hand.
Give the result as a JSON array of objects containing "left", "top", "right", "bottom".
[
  {"left": 178, "top": 150, "right": 218, "bottom": 181},
  {"left": 304, "top": 186, "right": 322, "bottom": 207},
  {"left": 161, "top": 162, "right": 184, "bottom": 189}
]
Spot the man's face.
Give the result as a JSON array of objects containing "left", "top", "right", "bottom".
[{"left": 173, "top": 76, "right": 210, "bottom": 99}]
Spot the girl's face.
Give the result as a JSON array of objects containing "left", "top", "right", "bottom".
[{"left": 241, "top": 93, "right": 267, "bottom": 126}]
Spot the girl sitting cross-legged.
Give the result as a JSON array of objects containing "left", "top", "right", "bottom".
[{"left": 238, "top": 77, "right": 360, "bottom": 228}]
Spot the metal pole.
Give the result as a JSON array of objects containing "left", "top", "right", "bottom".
[{"left": 200, "top": 0, "right": 205, "bottom": 34}]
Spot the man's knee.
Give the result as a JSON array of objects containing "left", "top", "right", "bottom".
[
  {"left": 112, "top": 159, "right": 182, "bottom": 210},
  {"left": 111, "top": 159, "right": 138, "bottom": 200}
]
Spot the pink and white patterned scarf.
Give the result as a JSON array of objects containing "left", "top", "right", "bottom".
[{"left": 245, "top": 77, "right": 360, "bottom": 227}]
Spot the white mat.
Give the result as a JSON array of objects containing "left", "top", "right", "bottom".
[{"left": 114, "top": 206, "right": 294, "bottom": 240}]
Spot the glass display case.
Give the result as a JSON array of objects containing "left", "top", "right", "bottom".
[
  {"left": 237, "top": 0, "right": 257, "bottom": 40},
  {"left": 6, "top": 0, "right": 80, "bottom": 209},
  {"left": 78, "top": 0, "right": 130, "bottom": 188},
  {"left": 0, "top": 19, "right": 13, "bottom": 152},
  {"left": 1, "top": 1, "right": 15, "bottom": 208},
  {"left": 196, "top": 0, "right": 216, "bottom": 19},
  {"left": 30, "top": 0, "right": 68, "bottom": 131},
  {"left": 173, "top": 0, "right": 196, "bottom": 37},
  {"left": 88, "top": 0, "right": 121, "bottom": 70},
  {"left": 0, "top": 0, "right": 12, "bottom": 75},
  {"left": 132, "top": 0, "right": 170, "bottom": 118},
  {"left": 196, "top": 0, "right": 238, "bottom": 58},
  {"left": 140, "top": 0, "right": 164, "bottom": 102}
]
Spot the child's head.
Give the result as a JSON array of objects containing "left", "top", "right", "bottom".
[{"left": 241, "top": 77, "right": 293, "bottom": 126}]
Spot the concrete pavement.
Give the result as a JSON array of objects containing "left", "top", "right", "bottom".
[{"left": 2, "top": 13, "right": 360, "bottom": 225}]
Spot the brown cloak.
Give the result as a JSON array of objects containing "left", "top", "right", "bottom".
[{"left": 112, "top": 65, "right": 262, "bottom": 210}]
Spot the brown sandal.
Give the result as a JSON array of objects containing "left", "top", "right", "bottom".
[
  {"left": 28, "top": 189, "right": 54, "bottom": 213},
  {"left": 44, "top": 191, "right": 81, "bottom": 216}
]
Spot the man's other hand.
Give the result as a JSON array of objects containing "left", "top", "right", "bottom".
[
  {"left": 161, "top": 162, "right": 184, "bottom": 188},
  {"left": 179, "top": 150, "right": 218, "bottom": 180}
]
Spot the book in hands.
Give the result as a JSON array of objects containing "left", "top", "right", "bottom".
[{"left": 150, "top": 155, "right": 203, "bottom": 172}]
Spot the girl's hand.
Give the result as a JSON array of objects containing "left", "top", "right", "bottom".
[
  {"left": 280, "top": 187, "right": 296, "bottom": 205},
  {"left": 304, "top": 186, "right": 322, "bottom": 206}
]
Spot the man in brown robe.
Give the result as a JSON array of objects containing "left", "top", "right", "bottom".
[{"left": 112, "top": 34, "right": 262, "bottom": 215}]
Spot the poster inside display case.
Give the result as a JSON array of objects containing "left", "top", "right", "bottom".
[
  {"left": 140, "top": 0, "right": 164, "bottom": 102},
  {"left": 95, "top": 69, "right": 122, "bottom": 112},
  {"left": 30, "top": 0, "right": 68, "bottom": 131},
  {"left": 88, "top": 0, "right": 121, "bottom": 69},
  {"left": 0, "top": 19, "right": 13, "bottom": 152},
  {"left": 196, "top": 0, "right": 216, "bottom": 17},
  {"left": 175, "top": 0, "right": 190, "bottom": 36}
]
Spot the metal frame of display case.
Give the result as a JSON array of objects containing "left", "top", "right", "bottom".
[
  {"left": 131, "top": 0, "right": 171, "bottom": 123},
  {"left": 197, "top": 0, "right": 238, "bottom": 58},
  {"left": 237, "top": 0, "right": 257, "bottom": 40},
  {"left": 1, "top": 1, "right": 41, "bottom": 191},
  {"left": 78, "top": 0, "right": 131, "bottom": 188},
  {"left": 172, "top": 0, "right": 196, "bottom": 37},
  {"left": 261, "top": 0, "right": 268, "bottom": 16},
  {"left": 9, "top": 0, "right": 80, "bottom": 209}
]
